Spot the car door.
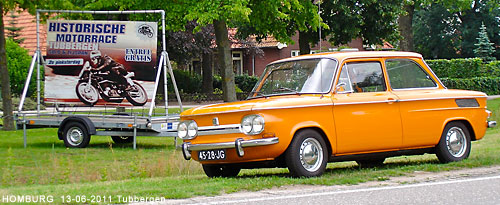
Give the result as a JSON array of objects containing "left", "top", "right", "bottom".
[
  {"left": 384, "top": 58, "right": 444, "bottom": 148},
  {"left": 332, "top": 60, "right": 402, "bottom": 154}
]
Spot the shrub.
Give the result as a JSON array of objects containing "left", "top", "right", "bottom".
[
  {"left": 235, "top": 74, "right": 259, "bottom": 93},
  {"left": 0, "top": 97, "right": 44, "bottom": 111},
  {"left": 441, "top": 77, "right": 500, "bottom": 95},
  {"left": 6, "top": 38, "right": 34, "bottom": 96},
  {"left": 426, "top": 58, "right": 484, "bottom": 78},
  {"left": 167, "top": 69, "right": 202, "bottom": 94}
]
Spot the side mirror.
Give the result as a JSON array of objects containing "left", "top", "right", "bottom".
[{"left": 334, "top": 82, "right": 346, "bottom": 93}]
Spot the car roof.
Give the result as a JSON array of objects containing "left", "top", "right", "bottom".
[{"left": 272, "top": 51, "right": 423, "bottom": 64}]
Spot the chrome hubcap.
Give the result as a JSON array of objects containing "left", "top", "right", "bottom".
[
  {"left": 446, "top": 127, "right": 467, "bottom": 158},
  {"left": 299, "top": 138, "right": 323, "bottom": 172},
  {"left": 67, "top": 127, "right": 84, "bottom": 146}
]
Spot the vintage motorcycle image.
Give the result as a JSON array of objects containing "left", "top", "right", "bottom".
[{"left": 76, "top": 61, "right": 148, "bottom": 106}]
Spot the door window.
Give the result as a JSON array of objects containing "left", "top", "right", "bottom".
[
  {"left": 336, "top": 62, "right": 386, "bottom": 93},
  {"left": 385, "top": 59, "right": 436, "bottom": 89}
]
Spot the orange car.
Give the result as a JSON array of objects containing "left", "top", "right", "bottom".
[{"left": 178, "top": 51, "right": 496, "bottom": 178}]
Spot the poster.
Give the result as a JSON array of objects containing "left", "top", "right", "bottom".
[{"left": 44, "top": 20, "right": 157, "bottom": 106}]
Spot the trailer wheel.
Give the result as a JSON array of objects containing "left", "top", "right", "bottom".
[
  {"left": 111, "top": 136, "right": 134, "bottom": 144},
  {"left": 63, "top": 122, "right": 91, "bottom": 148}
]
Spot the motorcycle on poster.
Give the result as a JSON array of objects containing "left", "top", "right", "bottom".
[{"left": 44, "top": 20, "right": 157, "bottom": 106}]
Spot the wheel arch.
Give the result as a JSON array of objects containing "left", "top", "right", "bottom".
[
  {"left": 291, "top": 126, "right": 333, "bottom": 157},
  {"left": 443, "top": 118, "right": 476, "bottom": 141},
  {"left": 57, "top": 116, "right": 96, "bottom": 140}
]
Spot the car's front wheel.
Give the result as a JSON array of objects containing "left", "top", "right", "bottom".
[
  {"left": 285, "top": 129, "right": 328, "bottom": 177},
  {"left": 435, "top": 121, "right": 471, "bottom": 163},
  {"left": 202, "top": 164, "right": 241, "bottom": 178}
]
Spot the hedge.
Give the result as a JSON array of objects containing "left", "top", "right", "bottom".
[
  {"left": 441, "top": 77, "right": 500, "bottom": 95},
  {"left": 426, "top": 58, "right": 500, "bottom": 78}
]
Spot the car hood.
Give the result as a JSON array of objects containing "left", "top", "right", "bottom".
[{"left": 181, "top": 94, "right": 332, "bottom": 117}]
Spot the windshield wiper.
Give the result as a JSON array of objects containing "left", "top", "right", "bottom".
[{"left": 273, "top": 87, "right": 298, "bottom": 94}]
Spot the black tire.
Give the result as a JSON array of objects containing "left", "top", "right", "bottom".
[
  {"left": 435, "top": 122, "right": 471, "bottom": 163},
  {"left": 356, "top": 158, "right": 386, "bottom": 168},
  {"left": 202, "top": 164, "right": 241, "bottom": 178},
  {"left": 285, "top": 129, "right": 328, "bottom": 177},
  {"left": 63, "top": 122, "right": 91, "bottom": 148},
  {"left": 125, "top": 82, "right": 148, "bottom": 106},
  {"left": 75, "top": 81, "right": 99, "bottom": 106},
  {"left": 111, "top": 136, "right": 134, "bottom": 144}
]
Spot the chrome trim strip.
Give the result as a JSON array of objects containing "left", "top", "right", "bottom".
[
  {"left": 409, "top": 107, "right": 483, "bottom": 113},
  {"left": 197, "top": 124, "right": 241, "bottom": 136},
  {"left": 198, "top": 124, "right": 240, "bottom": 131},
  {"left": 198, "top": 128, "right": 241, "bottom": 136},
  {"left": 186, "top": 137, "right": 279, "bottom": 151}
]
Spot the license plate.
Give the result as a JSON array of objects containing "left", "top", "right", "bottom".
[{"left": 198, "top": 149, "right": 226, "bottom": 161}]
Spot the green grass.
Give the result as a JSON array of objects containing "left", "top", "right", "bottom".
[{"left": 0, "top": 100, "right": 500, "bottom": 203}]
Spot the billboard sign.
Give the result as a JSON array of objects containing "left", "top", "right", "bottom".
[{"left": 44, "top": 20, "right": 157, "bottom": 106}]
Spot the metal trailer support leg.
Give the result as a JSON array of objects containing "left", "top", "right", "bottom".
[
  {"left": 22, "top": 114, "right": 27, "bottom": 148},
  {"left": 133, "top": 115, "right": 137, "bottom": 150}
]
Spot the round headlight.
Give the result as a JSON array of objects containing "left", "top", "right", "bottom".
[
  {"left": 187, "top": 121, "right": 198, "bottom": 139},
  {"left": 252, "top": 115, "right": 265, "bottom": 134},
  {"left": 177, "top": 122, "right": 188, "bottom": 139},
  {"left": 240, "top": 115, "right": 265, "bottom": 135},
  {"left": 241, "top": 116, "right": 254, "bottom": 134}
]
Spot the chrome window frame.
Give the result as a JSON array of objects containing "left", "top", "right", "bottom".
[
  {"left": 334, "top": 60, "right": 388, "bottom": 94},
  {"left": 385, "top": 58, "right": 439, "bottom": 91}
]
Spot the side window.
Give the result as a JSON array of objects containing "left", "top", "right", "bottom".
[
  {"left": 386, "top": 59, "right": 436, "bottom": 89},
  {"left": 336, "top": 61, "right": 386, "bottom": 93}
]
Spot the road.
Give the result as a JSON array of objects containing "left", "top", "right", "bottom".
[{"left": 159, "top": 166, "right": 500, "bottom": 205}]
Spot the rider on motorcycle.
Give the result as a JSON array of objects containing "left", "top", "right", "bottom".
[{"left": 89, "top": 50, "right": 133, "bottom": 91}]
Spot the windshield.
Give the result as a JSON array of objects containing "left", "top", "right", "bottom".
[{"left": 249, "top": 58, "right": 337, "bottom": 98}]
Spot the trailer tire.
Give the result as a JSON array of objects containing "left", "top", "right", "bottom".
[{"left": 63, "top": 122, "right": 91, "bottom": 148}]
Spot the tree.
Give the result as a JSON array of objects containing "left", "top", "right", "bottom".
[
  {"left": 0, "top": 0, "right": 71, "bottom": 130},
  {"left": 474, "top": 23, "right": 496, "bottom": 61},
  {"left": 413, "top": 0, "right": 500, "bottom": 59},
  {"left": 166, "top": 21, "right": 215, "bottom": 94},
  {"left": 183, "top": 0, "right": 320, "bottom": 102},
  {"left": 318, "top": 0, "right": 402, "bottom": 51},
  {"left": 413, "top": 3, "right": 461, "bottom": 59},
  {"left": 398, "top": 0, "right": 474, "bottom": 52}
]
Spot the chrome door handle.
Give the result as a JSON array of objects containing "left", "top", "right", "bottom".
[{"left": 386, "top": 98, "right": 399, "bottom": 103}]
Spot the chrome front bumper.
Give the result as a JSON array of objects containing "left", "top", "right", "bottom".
[
  {"left": 181, "top": 137, "right": 279, "bottom": 160},
  {"left": 488, "top": 121, "right": 497, "bottom": 128}
]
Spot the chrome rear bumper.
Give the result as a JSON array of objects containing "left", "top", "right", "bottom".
[
  {"left": 181, "top": 137, "right": 279, "bottom": 160},
  {"left": 488, "top": 121, "right": 497, "bottom": 128}
]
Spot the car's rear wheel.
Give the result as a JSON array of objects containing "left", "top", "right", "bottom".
[
  {"left": 202, "top": 164, "right": 241, "bottom": 178},
  {"left": 435, "top": 121, "right": 471, "bottom": 163},
  {"left": 285, "top": 129, "right": 328, "bottom": 177}
]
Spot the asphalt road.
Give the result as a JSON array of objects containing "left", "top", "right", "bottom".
[{"left": 160, "top": 166, "right": 500, "bottom": 205}]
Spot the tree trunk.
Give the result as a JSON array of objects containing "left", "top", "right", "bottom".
[
  {"left": 0, "top": 5, "right": 15, "bottom": 130},
  {"left": 398, "top": 4, "right": 415, "bottom": 51},
  {"left": 213, "top": 20, "right": 237, "bottom": 102},
  {"left": 299, "top": 30, "right": 311, "bottom": 55},
  {"left": 201, "top": 52, "right": 213, "bottom": 94}
]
